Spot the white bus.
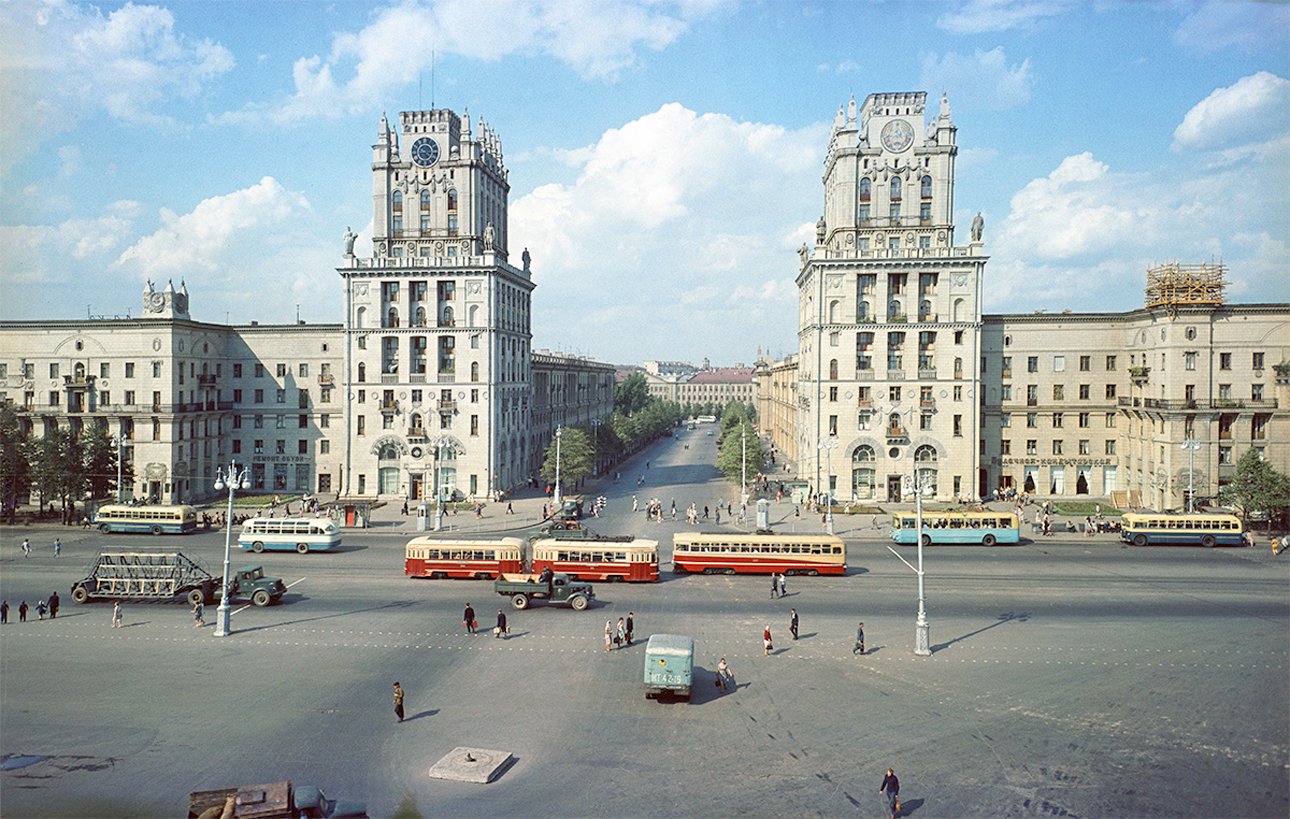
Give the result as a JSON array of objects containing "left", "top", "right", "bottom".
[
  {"left": 238, "top": 517, "right": 342, "bottom": 553},
  {"left": 94, "top": 504, "right": 198, "bottom": 535}
]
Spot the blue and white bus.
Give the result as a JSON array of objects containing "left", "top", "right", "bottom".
[
  {"left": 94, "top": 504, "right": 199, "bottom": 535},
  {"left": 1119, "top": 512, "right": 1244, "bottom": 547},
  {"left": 239, "top": 516, "right": 342, "bottom": 553},
  {"left": 891, "top": 511, "right": 1021, "bottom": 547}
]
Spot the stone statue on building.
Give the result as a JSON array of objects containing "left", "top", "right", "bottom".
[
  {"left": 798, "top": 242, "right": 809, "bottom": 265},
  {"left": 815, "top": 216, "right": 826, "bottom": 245},
  {"left": 970, "top": 212, "right": 984, "bottom": 243},
  {"left": 521, "top": 247, "right": 531, "bottom": 273},
  {"left": 343, "top": 226, "right": 356, "bottom": 256},
  {"left": 483, "top": 220, "right": 495, "bottom": 248}
]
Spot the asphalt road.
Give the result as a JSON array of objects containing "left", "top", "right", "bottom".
[{"left": 2, "top": 427, "right": 1287, "bottom": 818}]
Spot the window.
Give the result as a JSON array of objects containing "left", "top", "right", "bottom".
[
  {"left": 1219, "top": 352, "right": 1231, "bottom": 370},
  {"left": 1001, "top": 384, "right": 1012, "bottom": 401},
  {"left": 298, "top": 440, "right": 309, "bottom": 455},
  {"left": 1026, "top": 385, "right": 1038, "bottom": 406},
  {"left": 1078, "top": 355, "right": 1090, "bottom": 372},
  {"left": 1105, "top": 384, "right": 1117, "bottom": 399},
  {"left": 392, "top": 190, "right": 403, "bottom": 234},
  {"left": 1053, "top": 385, "right": 1064, "bottom": 400},
  {"left": 276, "top": 389, "right": 286, "bottom": 404},
  {"left": 1106, "top": 355, "right": 1117, "bottom": 370},
  {"left": 232, "top": 440, "right": 241, "bottom": 454},
  {"left": 1253, "top": 351, "right": 1264, "bottom": 369},
  {"left": 1026, "top": 439, "right": 1037, "bottom": 456},
  {"left": 829, "top": 415, "right": 839, "bottom": 435},
  {"left": 1026, "top": 412, "right": 1038, "bottom": 428},
  {"left": 829, "top": 386, "right": 838, "bottom": 402},
  {"left": 1001, "top": 439, "right": 1011, "bottom": 455},
  {"left": 919, "top": 413, "right": 932, "bottom": 431},
  {"left": 276, "top": 415, "right": 286, "bottom": 429},
  {"left": 319, "top": 414, "right": 329, "bottom": 428},
  {"left": 356, "top": 416, "right": 366, "bottom": 435},
  {"left": 254, "top": 363, "right": 264, "bottom": 378},
  {"left": 1077, "top": 439, "right": 1089, "bottom": 455},
  {"left": 1218, "top": 384, "right": 1231, "bottom": 400},
  {"left": 1027, "top": 356, "right": 1038, "bottom": 373},
  {"left": 1105, "top": 440, "right": 1116, "bottom": 455},
  {"left": 299, "top": 363, "right": 309, "bottom": 378},
  {"left": 859, "top": 177, "right": 871, "bottom": 202},
  {"left": 320, "top": 440, "right": 330, "bottom": 454},
  {"left": 1252, "top": 414, "right": 1269, "bottom": 440},
  {"left": 1105, "top": 413, "right": 1116, "bottom": 428},
  {"left": 1052, "top": 413, "right": 1064, "bottom": 428},
  {"left": 254, "top": 389, "right": 264, "bottom": 403},
  {"left": 276, "top": 439, "right": 286, "bottom": 455},
  {"left": 920, "top": 175, "right": 932, "bottom": 198},
  {"left": 1000, "top": 413, "right": 1011, "bottom": 428},
  {"left": 125, "top": 362, "right": 136, "bottom": 378},
  {"left": 1078, "top": 412, "right": 1090, "bottom": 428},
  {"left": 1252, "top": 383, "right": 1264, "bottom": 402},
  {"left": 1053, "top": 355, "right": 1065, "bottom": 372},
  {"left": 1001, "top": 356, "right": 1012, "bottom": 376},
  {"left": 1218, "top": 445, "right": 1232, "bottom": 465},
  {"left": 152, "top": 361, "right": 162, "bottom": 378},
  {"left": 890, "top": 177, "right": 901, "bottom": 201},
  {"left": 254, "top": 439, "right": 265, "bottom": 454},
  {"left": 1077, "top": 384, "right": 1089, "bottom": 400},
  {"left": 1052, "top": 440, "right": 1063, "bottom": 455},
  {"left": 1184, "top": 352, "right": 1197, "bottom": 371},
  {"left": 298, "top": 414, "right": 308, "bottom": 429},
  {"left": 276, "top": 363, "right": 287, "bottom": 377},
  {"left": 953, "top": 415, "right": 962, "bottom": 437}
]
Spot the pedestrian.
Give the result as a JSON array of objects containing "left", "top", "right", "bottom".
[
  {"left": 495, "top": 608, "right": 508, "bottom": 638},
  {"left": 632, "top": 495, "right": 639, "bottom": 512},
  {"left": 779, "top": 574, "right": 788, "bottom": 598},
  {"left": 463, "top": 603, "right": 476, "bottom": 634},
  {"left": 54, "top": 538, "right": 61, "bottom": 557},
  {"left": 36, "top": 600, "right": 47, "bottom": 620},
  {"left": 22, "top": 538, "right": 30, "bottom": 558},
  {"left": 854, "top": 622, "right": 866, "bottom": 655},
  {"left": 0, "top": 599, "right": 7, "bottom": 624},
  {"left": 112, "top": 600, "right": 123, "bottom": 628},
  {"left": 716, "top": 657, "right": 731, "bottom": 690},
  {"left": 193, "top": 600, "right": 204, "bottom": 628},
  {"left": 393, "top": 682, "right": 405, "bottom": 722},
  {"left": 703, "top": 505, "right": 709, "bottom": 519},
  {"left": 879, "top": 768, "right": 900, "bottom": 818},
  {"left": 19, "top": 601, "right": 29, "bottom": 622},
  {"left": 604, "top": 619, "right": 613, "bottom": 652},
  {"left": 770, "top": 574, "right": 779, "bottom": 599},
  {"left": 615, "top": 617, "right": 625, "bottom": 648},
  {"left": 763, "top": 625, "right": 773, "bottom": 655},
  {"left": 506, "top": 501, "right": 514, "bottom": 514},
  {"left": 625, "top": 611, "right": 635, "bottom": 646},
  {"left": 789, "top": 607, "right": 798, "bottom": 640},
  {"left": 401, "top": 500, "right": 409, "bottom": 516},
  {"left": 48, "top": 591, "right": 59, "bottom": 619}
]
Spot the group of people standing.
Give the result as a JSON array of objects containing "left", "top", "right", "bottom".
[
  {"left": 461, "top": 602, "right": 508, "bottom": 638},
  {"left": 604, "top": 613, "right": 635, "bottom": 651},
  {"left": 1, "top": 592, "right": 58, "bottom": 624}
]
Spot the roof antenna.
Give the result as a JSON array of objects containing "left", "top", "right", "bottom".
[{"left": 431, "top": 46, "right": 436, "bottom": 109}]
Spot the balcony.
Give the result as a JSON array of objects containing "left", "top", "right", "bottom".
[
  {"left": 1275, "top": 362, "right": 1290, "bottom": 385},
  {"left": 1129, "top": 366, "right": 1150, "bottom": 384},
  {"left": 437, "top": 319, "right": 456, "bottom": 328},
  {"left": 886, "top": 426, "right": 909, "bottom": 442},
  {"left": 1143, "top": 398, "right": 1197, "bottom": 410},
  {"left": 855, "top": 369, "right": 875, "bottom": 381},
  {"left": 887, "top": 369, "right": 905, "bottom": 381},
  {"left": 381, "top": 400, "right": 399, "bottom": 413},
  {"left": 857, "top": 398, "right": 873, "bottom": 408},
  {"left": 1001, "top": 368, "right": 1012, "bottom": 379},
  {"left": 439, "top": 399, "right": 457, "bottom": 411},
  {"left": 918, "top": 368, "right": 937, "bottom": 380},
  {"left": 886, "top": 314, "right": 908, "bottom": 323},
  {"left": 953, "top": 370, "right": 963, "bottom": 380},
  {"left": 198, "top": 374, "right": 217, "bottom": 385},
  {"left": 318, "top": 373, "right": 335, "bottom": 385},
  {"left": 918, "top": 313, "right": 938, "bottom": 323},
  {"left": 407, "top": 428, "right": 427, "bottom": 442},
  {"left": 919, "top": 398, "right": 936, "bottom": 409}
]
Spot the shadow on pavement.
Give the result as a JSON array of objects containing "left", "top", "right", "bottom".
[
  {"left": 931, "top": 611, "right": 1030, "bottom": 652},
  {"left": 234, "top": 600, "right": 418, "bottom": 633}
]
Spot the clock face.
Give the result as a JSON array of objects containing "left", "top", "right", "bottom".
[
  {"left": 411, "top": 137, "right": 440, "bottom": 167},
  {"left": 881, "top": 119, "right": 915, "bottom": 153}
]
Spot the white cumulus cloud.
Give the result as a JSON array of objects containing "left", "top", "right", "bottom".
[
  {"left": 1174, "top": 1, "right": 1290, "bottom": 53},
  {"left": 920, "top": 47, "right": 1033, "bottom": 110},
  {"left": 936, "top": 0, "right": 1073, "bottom": 34},
  {"left": 1172, "top": 71, "right": 1290, "bottom": 158}
]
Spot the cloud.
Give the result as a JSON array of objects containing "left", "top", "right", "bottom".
[
  {"left": 1172, "top": 71, "right": 1290, "bottom": 158},
  {"left": 511, "top": 103, "right": 824, "bottom": 360},
  {"left": 920, "top": 47, "right": 1033, "bottom": 110},
  {"left": 0, "top": 0, "right": 234, "bottom": 171},
  {"left": 1174, "top": 1, "right": 1290, "bottom": 53},
  {"left": 0, "top": 200, "right": 141, "bottom": 291},
  {"left": 817, "top": 59, "right": 860, "bottom": 74},
  {"left": 217, "top": 0, "right": 727, "bottom": 126},
  {"left": 935, "top": 0, "right": 1072, "bottom": 34}
]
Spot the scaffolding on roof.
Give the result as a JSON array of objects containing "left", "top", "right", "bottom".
[{"left": 1145, "top": 261, "right": 1227, "bottom": 312}]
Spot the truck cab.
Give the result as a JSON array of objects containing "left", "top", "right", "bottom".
[{"left": 231, "top": 565, "right": 287, "bottom": 607}]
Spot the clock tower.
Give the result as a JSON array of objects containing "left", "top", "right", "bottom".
[
  {"left": 339, "top": 108, "right": 534, "bottom": 504},
  {"left": 797, "top": 91, "right": 987, "bottom": 503}
]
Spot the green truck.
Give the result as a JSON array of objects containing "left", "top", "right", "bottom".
[
  {"left": 494, "top": 572, "right": 594, "bottom": 610},
  {"left": 70, "top": 551, "right": 286, "bottom": 607}
]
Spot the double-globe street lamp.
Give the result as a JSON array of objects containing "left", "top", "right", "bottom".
[
  {"left": 817, "top": 436, "right": 838, "bottom": 534},
  {"left": 212, "top": 460, "right": 250, "bottom": 638},
  {"left": 431, "top": 435, "right": 452, "bottom": 531},
  {"left": 552, "top": 426, "right": 564, "bottom": 507},
  {"left": 1180, "top": 438, "right": 1201, "bottom": 513}
]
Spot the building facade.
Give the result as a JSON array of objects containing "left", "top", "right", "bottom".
[{"left": 641, "top": 366, "right": 755, "bottom": 407}]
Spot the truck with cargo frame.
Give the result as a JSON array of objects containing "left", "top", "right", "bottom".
[
  {"left": 494, "top": 571, "right": 594, "bottom": 610},
  {"left": 70, "top": 551, "right": 286, "bottom": 607}
]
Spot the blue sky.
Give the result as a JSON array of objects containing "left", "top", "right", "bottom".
[{"left": 2, "top": 0, "right": 1287, "bottom": 364}]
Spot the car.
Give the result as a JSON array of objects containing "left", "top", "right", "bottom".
[{"left": 706, "top": 430, "right": 714, "bottom": 436}]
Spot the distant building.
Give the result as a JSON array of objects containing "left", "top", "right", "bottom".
[{"left": 641, "top": 364, "right": 755, "bottom": 408}]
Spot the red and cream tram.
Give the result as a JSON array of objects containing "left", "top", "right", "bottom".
[
  {"left": 404, "top": 537, "right": 524, "bottom": 579},
  {"left": 671, "top": 532, "right": 846, "bottom": 576},
  {"left": 530, "top": 537, "right": 660, "bottom": 582}
]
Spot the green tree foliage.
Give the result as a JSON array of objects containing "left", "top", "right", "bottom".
[
  {"left": 1219, "top": 449, "right": 1290, "bottom": 524},
  {"left": 80, "top": 426, "right": 133, "bottom": 500},
  {"left": 716, "top": 420, "right": 766, "bottom": 486},
  {"left": 0, "top": 405, "right": 31, "bottom": 522},
  {"left": 29, "top": 427, "right": 85, "bottom": 513},
  {"left": 614, "top": 372, "right": 651, "bottom": 416},
  {"left": 540, "top": 427, "right": 595, "bottom": 491}
]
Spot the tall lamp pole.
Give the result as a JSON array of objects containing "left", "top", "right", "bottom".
[
  {"left": 912, "top": 473, "right": 931, "bottom": 655},
  {"left": 740, "top": 426, "right": 748, "bottom": 507},
  {"left": 818, "top": 437, "right": 837, "bottom": 534},
  {"left": 212, "top": 460, "right": 250, "bottom": 638},
  {"left": 433, "top": 436, "right": 448, "bottom": 531},
  {"left": 553, "top": 426, "right": 564, "bottom": 507},
  {"left": 114, "top": 434, "right": 124, "bottom": 502},
  {"left": 590, "top": 418, "right": 602, "bottom": 477},
  {"left": 1180, "top": 439, "right": 1200, "bottom": 513}
]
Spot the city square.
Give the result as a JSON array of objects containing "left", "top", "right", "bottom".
[{"left": 2, "top": 430, "right": 1287, "bottom": 817}]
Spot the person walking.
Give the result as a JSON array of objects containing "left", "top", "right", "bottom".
[
  {"left": 19, "top": 601, "right": 29, "bottom": 622},
  {"left": 614, "top": 617, "right": 626, "bottom": 648},
  {"left": 53, "top": 538, "right": 61, "bottom": 558},
  {"left": 393, "top": 682, "right": 405, "bottom": 722},
  {"left": 879, "top": 768, "right": 900, "bottom": 818},
  {"left": 463, "top": 603, "right": 476, "bottom": 634},
  {"left": 495, "top": 608, "right": 508, "bottom": 639},
  {"left": 625, "top": 612, "right": 635, "bottom": 646},
  {"left": 192, "top": 600, "right": 205, "bottom": 628},
  {"left": 36, "top": 600, "right": 47, "bottom": 620},
  {"left": 48, "top": 591, "right": 59, "bottom": 620},
  {"left": 506, "top": 501, "right": 514, "bottom": 514},
  {"left": 1, "top": 599, "right": 7, "bottom": 624},
  {"left": 716, "top": 657, "right": 731, "bottom": 690},
  {"left": 604, "top": 620, "right": 614, "bottom": 652},
  {"left": 763, "top": 625, "right": 773, "bottom": 656},
  {"left": 21, "top": 538, "right": 30, "bottom": 558},
  {"left": 854, "top": 622, "right": 866, "bottom": 655},
  {"left": 778, "top": 574, "right": 788, "bottom": 598},
  {"left": 112, "top": 600, "right": 123, "bottom": 628},
  {"left": 770, "top": 574, "right": 779, "bottom": 599},
  {"left": 789, "top": 608, "right": 799, "bottom": 640}
]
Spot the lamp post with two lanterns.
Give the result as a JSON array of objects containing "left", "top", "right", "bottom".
[{"left": 212, "top": 460, "right": 250, "bottom": 638}]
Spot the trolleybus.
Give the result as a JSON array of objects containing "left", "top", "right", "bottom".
[
  {"left": 530, "top": 537, "right": 659, "bottom": 582},
  {"left": 671, "top": 532, "right": 846, "bottom": 575},
  {"left": 238, "top": 516, "right": 342, "bottom": 553},
  {"left": 404, "top": 537, "right": 525, "bottom": 579},
  {"left": 94, "top": 504, "right": 198, "bottom": 535},
  {"left": 890, "top": 511, "right": 1021, "bottom": 546},
  {"left": 1119, "top": 512, "right": 1244, "bottom": 547}
]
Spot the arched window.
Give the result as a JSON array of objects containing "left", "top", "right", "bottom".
[
  {"left": 355, "top": 306, "right": 366, "bottom": 328},
  {"left": 471, "top": 362, "right": 480, "bottom": 381},
  {"left": 357, "top": 362, "right": 366, "bottom": 382},
  {"left": 391, "top": 190, "right": 403, "bottom": 235},
  {"left": 888, "top": 299, "right": 902, "bottom": 320},
  {"left": 857, "top": 300, "right": 871, "bottom": 321},
  {"left": 859, "top": 177, "right": 871, "bottom": 202},
  {"left": 851, "top": 445, "right": 875, "bottom": 500},
  {"left": 890, "top": 177, "right": 902, "bottom": 202},
  {"left": 888, "top": 412, "right": 903, "bottom": 434},
  {"left": 829, "top": 359, "right": 839, "bottom": 380},
  {"left": 415, "top": 306, "right": 426, "bottom": 327},
  {"left": 447, "top": 189, "right": 458, "bottom": 236},
  {"left": 952, "top": 298, "right": 964, "bottom": 322},
  {"left": 468, "top": 305, "right": 479, "bottom": 327},
  {"left": 419, "top": 189, "right": 432, "bottom": 233},
  {"left": 410, "top": 413, "right": 423, "bottom": 433},
  {"left": 387, "top": 307, "right": 399, "bottom": 328},
  {"left": 441, "top": 306, "right": 454, "bottom": 327},
  {"left": 447, "top": 189, "right": 457, "bottom": 211},
  {"left": 828, "top": 300, "right": 839, "bottom": 323},
  {"left": 919, "top": 299, "right": 932, "bottom": 321},
  {"left": 953, "top": 357, "right": 963, "bottom": 378},
  {"left": 914, "top": 444, "right": 938, "bottom": 495},
  {"left": 920, "top": 175, "right": 932, "bottom": 199}
]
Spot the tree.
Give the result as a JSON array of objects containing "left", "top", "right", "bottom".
[
  {"left": 0, "top": 405, "right": 31, "bottom": 523},
  {"left": 28, "top": 427, "right": 85, "bottom": 519},
  {"left": 80, "top": 427, "right": 133, "bottom": 500},
  {"left": 1220, "top": 449, "right": 1290, "bottom": 527},
  {"left": 716, "top": 421, "right": 766, "bottom": 487},
  {"left": 540, "top": 428, "right": 595, "bottom": 493},
  {"left": 615, "top": 372, "right": 651, "bottom": 416}
]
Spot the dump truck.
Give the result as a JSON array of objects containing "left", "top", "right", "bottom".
[
  {"left": 70, "top": 552, "right": 286, "bottom": 607},
  {"left": 187, "top": 780, "right": 366, "bottom": 819},
  {"left": 494, "top": 571, "right": 594, "bottom": 610}
]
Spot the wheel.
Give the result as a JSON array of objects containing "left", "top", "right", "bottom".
[
  {"left": 98, "top": 523, "right": 111, "bottom": 534},
  {"left": 430, "top": 571, "right": 447, "bottom": 580},
  {"left": 251, "top": 589, "right": 271, "bottom": 607},
  {"left": 150, "top": 525, "right": 163, "bottom": 536},
  {"left": 252, "top": 541, "right": 264, "bottom": 553},
  {"left": 702, "top": 567, "right": 717, "bottom": 575},
  {"left": 807, "top": 569, "right": 819, "bottom": 576},
  {"left": 921, "top": 533, "right": 932, "bottom": 547},
  {"left": 296, "top": 542, "right": 309, "bottom": 554},
  {"left": 72, "top": 586, "right": 89, "bottom": 604},
  {"left": 511, "top": 594, "right": 530, "bottom": 610},
  {"left": 724, "top": 568, "right": 736, "bottom": 575},
  {"left": 1201, "top": 534, "right": 1216, "bottom": 548},
  {"left": 608, "top": 575, "right": 624, "bottom": 584},
  {"left": 673, "top": 565, "right": 688, "bottom": 575},
  {"left": 188, "top": 588, "right": 205, "bottom": 607},
  {"left": 982, "top": 533, "right": 997, "bottom": 547},
  {"left": 1133, "top": 534, "right": 1148, "bottom": 547},
  {"left": 569, "top": 595, "right": 589, "bottom": 611}
]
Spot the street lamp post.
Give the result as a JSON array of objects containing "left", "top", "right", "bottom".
[
  {"left": 590, "top": 418, "right": 602, "bottom": 476},
  {"left": 113, "top": 434, "right": 124, "bottom": 502},
  {"left": 553, "top": 426, "right": 564, "bottom": 507},
  {"left": 818, "top": 437, "right": 837, "bottom": 534},
  {"left": 911, "top": 473, "right": 931, "bottom": 655},
  {"left": 212, "top": 460, "right": 250, "bottom": 638},
  {"left": 432, "top": 436, "right": 449, "bottom": 531},
  {"left": 740, "top": 427, "right": 748, "bottom": 507},
  {"left": 1180, "top": 439, "right": 1201, "bottom": 513}
]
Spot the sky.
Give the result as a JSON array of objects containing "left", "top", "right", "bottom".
[{"left": 1, "top": 0, "right": 1287, "bottom": 366}]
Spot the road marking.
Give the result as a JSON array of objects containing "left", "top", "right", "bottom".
[
  {"left": 231, "top": 604, "right": 251, "bottom": 615},
  {"left": 286, "top": 578, "right": 307, "bottom": 588}
]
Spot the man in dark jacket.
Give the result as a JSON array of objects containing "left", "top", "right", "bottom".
[
  {"left": 880, "top": 768, "right": 900, "bottom": 818},
  {"left": 495, "top": 609, "right": 508, "bottom": 639},
  {"left": 463, "top": 603, "right": 476, "bottom": 634},
  {"left": 48, "top": 591, "right": 59, "bottom": 619}
]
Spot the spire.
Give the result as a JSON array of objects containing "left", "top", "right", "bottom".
[
  {"left": 938, "top": 92, "right": 952, "bottom": 123},
  {"left": 379, "top": 112, "right": 389, "bottom": 138},
  {"left": 164, "top": 278, "right": 174, "bottom": 294},
  {"left": 833, "top": 105, "right": 844, "bottom": 131},
  {"left": 846, "top": 94, "right": 857, "bottom": 124},
  {"left": 179, "top": 279, "right": 189, "bottom": 296},
  {"left": 462, "top": 107, "right": 471, "bottom": 139}
]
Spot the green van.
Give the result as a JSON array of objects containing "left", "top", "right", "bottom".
[{"left": 643, "top": 634, "right": 695, "bottom": 701}]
